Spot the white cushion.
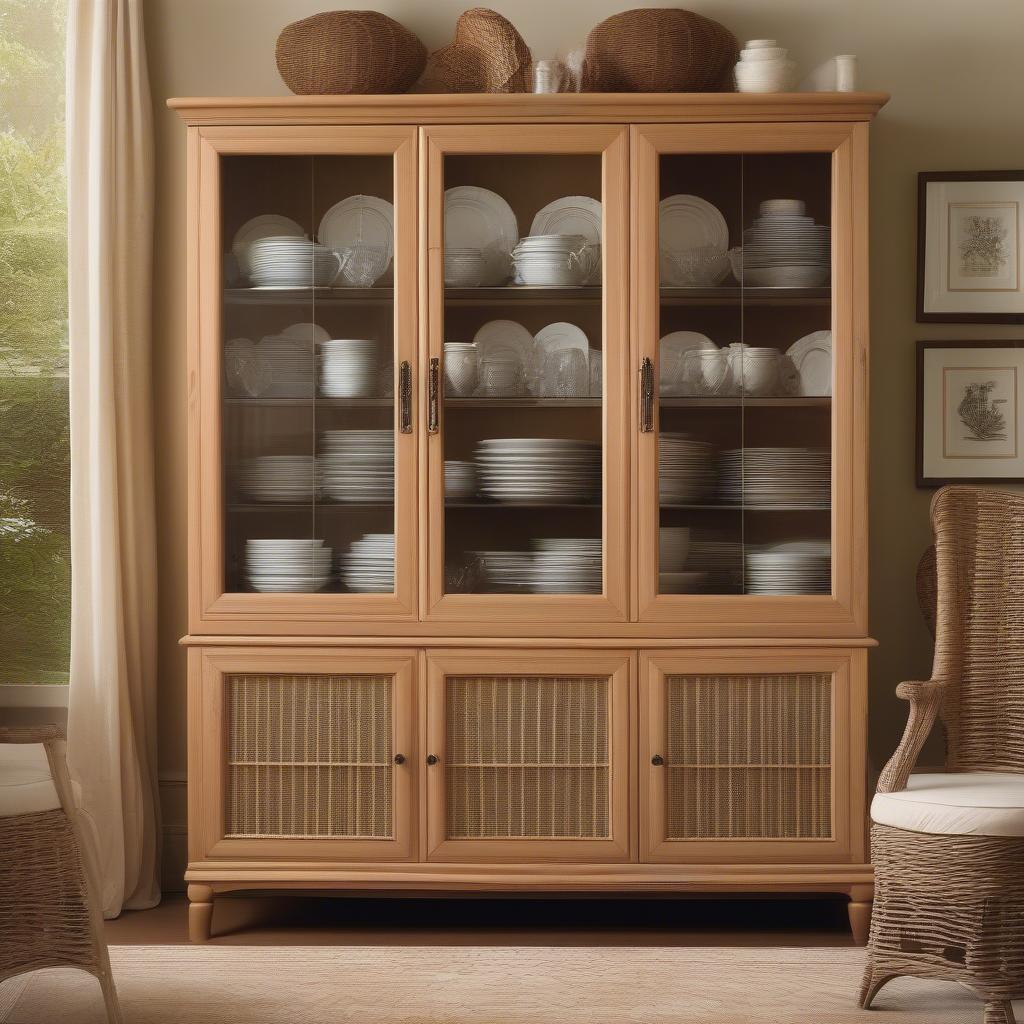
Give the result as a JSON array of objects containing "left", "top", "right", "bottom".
[
  {"left": 871, "top": 771, "right": 1024, "bottom": 838},
  {"left": 0, "top": 743, "right": 62, "bottom": 817}
]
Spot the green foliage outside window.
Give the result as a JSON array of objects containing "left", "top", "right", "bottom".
[{"left": 0, "top": 0, "right": 69, "bottom": 684}]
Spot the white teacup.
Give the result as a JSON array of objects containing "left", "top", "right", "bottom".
[{"left": 739, "top": 347, "right": 781, "bottom": 397}]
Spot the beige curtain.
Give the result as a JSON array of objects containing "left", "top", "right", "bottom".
[{"left": 66, "top": 0, "right": 160, "bottom": 916}]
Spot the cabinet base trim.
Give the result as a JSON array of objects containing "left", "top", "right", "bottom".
[{"left": 186, "top": 861, "right": 873, "bottom": 895}]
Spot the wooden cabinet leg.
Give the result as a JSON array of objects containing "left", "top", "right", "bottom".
[
  {"left": 187, "top": 884, "right": 214, "bottom": 943},
  {"left": 847, "top": 885, "right": 873, "bottom": 946}
]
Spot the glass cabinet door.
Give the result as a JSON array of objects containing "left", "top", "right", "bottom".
[
  {"left": 633, "top": 125, "right": 867, "bottom": 634},
  {"left": 193, "top": 127, "right": 417, "bottom": 631},
  {"left": 421, "top": 126, "right": 629, "bottom": 623},
  {"left": 424, "top": 649, "right": 633, "bottom": 862}
]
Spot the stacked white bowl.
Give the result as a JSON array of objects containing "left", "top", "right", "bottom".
[
  {"left": 734, "top": 39, "right": 795, "bottom": 93},
  {"left": 512, "top": 234, "right": 597, "bottom": 287},
  {"left": 319, "top": 339, "right": 378, "bottom": 398},
  {"left": 236, "top": 455, "right": 318, "bottom": 503},
  {"left": 658, "top": 434, "right": 716, "bottom": 505},
  {"left": 247, "top": 236, "right": 341, "bottom": 288},
  {"left": 444, "top": 247, "right": 487, "bottom": 288},
  {"left": 741, "top": 199, "right": 831, "bottom": 287},
  {"left": 245, "top": 539, "right": 332, "bottom": 593},
  {"left": 443, "top": 342, "right": 479, "bottom": 397},
  {"left": 444, "top": 460, "right": 477, "bottom": 500},
  {"left": 337, "top": 533, "right": 394, "bottom": 593},
  {"left": 319, "top": 429, "right": 394, "bottom": 503}
]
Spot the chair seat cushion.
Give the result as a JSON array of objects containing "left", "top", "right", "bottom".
[
  {"left": 0, "top": 743, "right": 62, "bottom": 817},
  {"left": 871, "top": 771, "right": 1024, "bottom": 838}
]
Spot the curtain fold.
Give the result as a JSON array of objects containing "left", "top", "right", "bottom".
[{"left": 66, "top": 0, "right": 160, "bottom": 916}]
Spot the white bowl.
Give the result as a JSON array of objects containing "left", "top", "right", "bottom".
[{"left": 740, "top": 46, "right": 787, "bottom": 61}]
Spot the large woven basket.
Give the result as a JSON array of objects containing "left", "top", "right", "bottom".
[
  {"left": 276, "top": 11, "right": 427, "bottom": 95},
  {"left": 581, "top": 8, "right": 738, "bottom": 93},
  {"left": 421, "top": 8, "right": 531, "bottom": 94}
]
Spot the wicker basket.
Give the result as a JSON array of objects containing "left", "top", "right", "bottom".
[
  {"left": 581, "top": 8, "right": 738, "bottom": 93},
  {"left": 276, "top": 11, "right": 427, "bottom": 96},
  {"left": 421, "top": 8, "right": 531, "bottom": 94}
]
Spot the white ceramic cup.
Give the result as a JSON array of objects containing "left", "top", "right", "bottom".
[{"left": 443, "top": 343, "right": 479, "bottom": 397}]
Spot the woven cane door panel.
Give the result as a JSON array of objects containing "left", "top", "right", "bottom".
[
  {"left": 445, "top": 676, "right": 610, "bottom": 840},
  {"left": 226, "top": 674, "right": 393, "bottom": 839},
  {"left": 665, "top": 673, "right": 832, "bottom": 840}
]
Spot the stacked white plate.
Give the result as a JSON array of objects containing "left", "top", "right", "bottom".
[
  {"left": 473, "top": 538, "right": 602, "bottom": 594},
  {"left": 530, "top": 196, "right": 602, "bottom": 281},
  {"left": 444, "top": 460, "right": 477, "bottom": 500},
  {"left": 337, "top": 533, "right": 394, "bottom": 593},
  {"left": 245, "top": 539, "right": 332, "bottom": 593},
  {"left": 444, "top": 247, "right": 487, "bottom": 288},
  {"left": 319, "top": 430, "right": 394, "bottom": 503},
  {"left": 746, "top": 539, "right": 831, "bottom": 595},
  {"left": 719, "top": 448, "right": 831, "bottom": 509},
  {"left": 658, "top": 434, "right": 716, "bottom": 505},
  {"left": 475, "top": 438, "right": 601, "bottom": 505},
  {"left": 247, "top": 236, "right": 341, "bottom": 288},
  {"left": 512, "top": 234, "right": 596, "bottom": 287},
  {"left": 236, "top": 456, "right": 317, "bottom": 503},
  {"left": 319, "top": 339, "right": 378, "bottom": 399},
  {"left": 231, "top": 334, "right": 315, "bottom": 399},
  {"left": 532, "top": 537, "right": 602, "bottom": 594},
  {"left": 741, "top": 199, "right": 831, "bottom": 287}
]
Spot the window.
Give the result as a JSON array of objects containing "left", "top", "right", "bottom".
[{"left": 0, "top": 0, "right": 69, "bottom": 685}]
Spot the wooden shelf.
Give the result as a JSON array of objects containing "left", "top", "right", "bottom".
[
  {"left": 224, "top": 286, "right": 393, "bottom": 306},
  {"left": 660, "top": 286, "right": 830, "bottom": 307},
  {"left": 660, "top": 396, "right": 830, "bottom": 408},
  {"left": 228, "top": 503, "right": 392, "bottom": 512},
  {"left": 446, "top": 501, "right": 601, "bottom": 509},
  {"left": 660, "top": 504, "right": 830, "bottom": 512},
  {"left": 446, "top": 397, "right": 600, "bottom": 408},
  {"left": 445, "top": 286, "right": 601, "bottom": 306},
  {"left": 224, "top": 397, "right": 392, "bottom": 407}
]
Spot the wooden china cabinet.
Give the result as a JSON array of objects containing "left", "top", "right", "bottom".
[{"left": 172, "top": 92, "right": 886, "bottom": 943}]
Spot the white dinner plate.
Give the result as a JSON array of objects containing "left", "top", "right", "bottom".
[
  {"left": 445, "top": 186, "right": 518, "bottom": 285},
  {"left": 232, "top": 215, "right": 306, "bottom": 276},
  {"left": 786, "top": 330, "right": 833, "bottom": 396},
  {"left": 318, "top": 195, "right": 394, "bottom": 266}
]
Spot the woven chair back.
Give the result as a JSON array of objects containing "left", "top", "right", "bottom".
[{"left": 930, "top": 485, "right": 1024, "bottom": 772}]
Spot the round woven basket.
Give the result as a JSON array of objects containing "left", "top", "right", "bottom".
[
  {"left": 421, "top": 8, "right": 531, "bottom": 94},
  {"left": 581, "top": 8, "right": 738, "bottom": 93},
  {"left": 276, "top": 11, "right": 427, "bottom": 95}
]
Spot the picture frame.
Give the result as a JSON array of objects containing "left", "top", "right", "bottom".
[
  {"left": 917, "top": 171, "right": 1024, "bottom": 323},
  {"left": 917, "top": 340, "right": 1024, "bottom": 486}
]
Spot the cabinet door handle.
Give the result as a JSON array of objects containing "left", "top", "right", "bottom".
[
  {"left": 393, "top": 753, "right": 406, "bottom": 765},
  {"left": 398, "top": 361, "right": 412, "bottom": 434},
  {"left": 651, "top": 754, "right": 664, "bottom": 766},
  {"left": 426, "top": 753, "right": 439, "bottom": 766},
  {"left": 427, "top": 357, "right": 440, "bottom": 434},
  {"left": 639, "top": 356, "right": 655, "bottom": 433}
]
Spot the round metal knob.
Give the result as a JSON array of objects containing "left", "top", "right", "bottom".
[
  {"left": 651, "top": 754, "right": 665, "bottom": 766},
  {"left": 393, "top": 753, "right": 406, "bottom": 765},
  {"left": 426, "top": 753, "right": 439, "bottom": 766}
]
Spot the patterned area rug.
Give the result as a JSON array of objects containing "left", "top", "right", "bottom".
[{"left": 0, "top": 946, "right": 1019, "bottom": 1023}]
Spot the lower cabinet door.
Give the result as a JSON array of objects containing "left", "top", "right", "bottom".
[
  {"left": 424, "top": 649, "right": 635, "bottom": 862},
  {"left": 188, "top": 647, "right": 417, "bottom": 862},
  {"left": 640, "top": 649, "right": 866, "bottom": 864}
]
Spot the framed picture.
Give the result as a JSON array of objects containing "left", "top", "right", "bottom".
[
  {"left": 917, "top": 341, "right": 1024, "bottom": 485},
  {"left": 917, "top": 171, "right": 1024, "bottom": 323}
]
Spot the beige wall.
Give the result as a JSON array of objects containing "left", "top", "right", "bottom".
[{"left": 145, "top": 0, "right": 1024, "bottom": 885}]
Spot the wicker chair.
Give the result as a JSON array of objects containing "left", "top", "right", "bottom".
[
  {"left": 0, "top": 725, "right": 122, "bottom": 1022},
  {"left": 861, "top": 486, "right": 1024, "bottom": 1024}
]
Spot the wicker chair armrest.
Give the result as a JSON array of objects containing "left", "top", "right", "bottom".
[
  {"left": 875, "top": 679, "right": 948, "bottom": 794},
  {"left": 0, "top": 724, "right": 66, "bottom": 744}
]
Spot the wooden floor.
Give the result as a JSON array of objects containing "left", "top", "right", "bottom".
[{"left": 105, "top": 894, "right": 855, "bottom": 947}]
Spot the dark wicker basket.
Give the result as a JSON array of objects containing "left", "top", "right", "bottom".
[
  {"left": 421, "top": 8, "right": 531, "bottom": 94},
  {"left": 276, "top": 11, "right": 426, "bottom": 95},
  {"left": 581, "top": 8, "right": 738, "bottom": 93}
]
